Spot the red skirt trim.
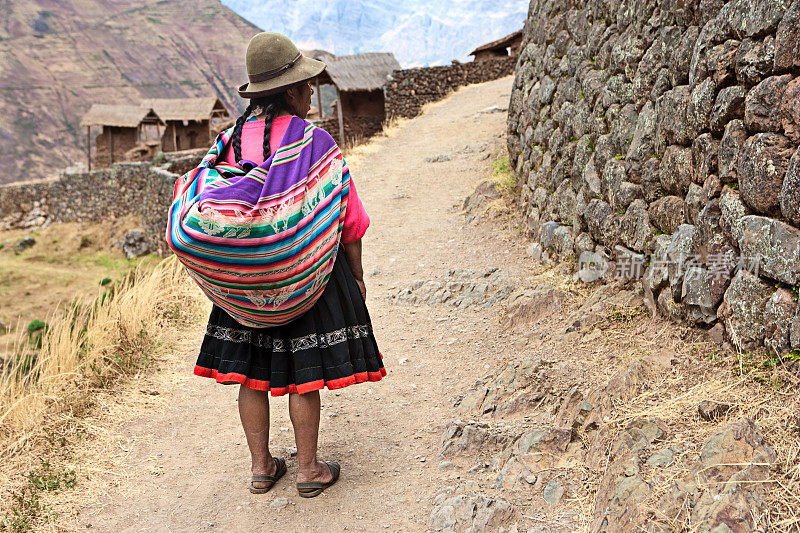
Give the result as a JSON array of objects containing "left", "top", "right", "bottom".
[{"left": 193, "top": 364, "right": 387, "bottom": 396}]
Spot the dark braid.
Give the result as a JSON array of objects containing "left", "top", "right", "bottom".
[
  {"left": 231, "top": 103, "right": 253, "bottom": 164},
  {"left": 261, "top": 102, "right": 279, "bottom": 160},
  {"left": 231, "top": 93, "right": 290, "bottom": 165}
]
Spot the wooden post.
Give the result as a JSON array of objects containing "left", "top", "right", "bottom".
[
  {"left": 171, "top": 122, "right": 178, "bottom": 152},
  {"left": 208, "top": 118, "right": 212, "bottom": 144},
  {"left": 156, "top": 123, "right": 163, "bottom": 151},
  {"left": 107, "top": 127, "right": 113, "bottom": 165},
  {"left": 315, "top": 78, "right": 323, "bottom": 118},
  {"left": 335, "top": 87, "right": 344, "bottom": 144},
  {"left": 86, "top": 126, "right": 91, "bottom": 172}
]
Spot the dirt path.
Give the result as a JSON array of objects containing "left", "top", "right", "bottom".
[{"left": 67, "top": 76, "right": 529, "bottom": 532}]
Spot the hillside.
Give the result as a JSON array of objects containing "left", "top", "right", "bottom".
[{"left": 0, "top": 0, "right": 259, "bottom": 185}]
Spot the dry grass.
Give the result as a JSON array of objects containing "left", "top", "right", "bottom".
[
  {"left": 496, "top": 260, "right": 800, "bottom": 531},
  {"left": 0, "top": 216, "right": 156, "bottom": 359},
  {"left": 0, "top": 255, "right": 204, "bottom": 530},
  {"left": 340, "top": 115, "right": 409, "bottom": 169},
  {"left": 596, "top": 331, "right": 800, "bottom": 531}
]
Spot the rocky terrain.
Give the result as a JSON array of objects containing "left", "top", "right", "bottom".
[
  {"left": 507, "top": 0, "right": 800, "bottom": 357},
  {"left": 11, "top": 77, "right": 794, "bottom": 533},
  {"left": 0, "top": 0, "right": 258, "bottom": 184}
]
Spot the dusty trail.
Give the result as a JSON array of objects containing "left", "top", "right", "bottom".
[{"left": 69, "top": 77, "right": 529, "bottom": 531}]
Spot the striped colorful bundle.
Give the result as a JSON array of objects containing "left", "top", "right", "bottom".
[{"left": 166, "top": 116, "right": 349, "bottom": 327}]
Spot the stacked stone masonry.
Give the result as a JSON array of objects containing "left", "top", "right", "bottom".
[
  {"left": 387, "top": 57, "right": 517, "bottom": 119},
  {"left": 508, "top": 0, "right": 800, "bottom": 354},
  {"left": 0, "top": 150, "right": 205, "bottom": 255},
  {"left": 314, "top": 115, "right": 384, "bottom": 146}
]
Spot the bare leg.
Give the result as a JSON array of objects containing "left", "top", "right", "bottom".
[
  {"left": 238, "top": 385, "right": 276, "bottom": 489},
  {"left": 289, "top": 390, "right": 334, "bottom": 484}
]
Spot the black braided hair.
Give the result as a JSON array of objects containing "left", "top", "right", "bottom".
[
  {"left": 261, "top": 101, "right": 279, "bottom": 160},
  {"left": 231, "top": 103, "right": 253, "bottom": 164},
  {"left": 230, "top": 93, "right": 290, "bottom": 165}
]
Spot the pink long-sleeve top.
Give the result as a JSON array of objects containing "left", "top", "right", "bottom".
[{"left": 219, "top": 115, "right": 370, "bottom": 244}]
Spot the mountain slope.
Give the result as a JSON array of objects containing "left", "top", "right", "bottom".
[
  {"left": 0, "top": 0, "right": 260, "bottom": 184},
  {"left": 220, "top": 0, "right": 527, "bottom": 67}
]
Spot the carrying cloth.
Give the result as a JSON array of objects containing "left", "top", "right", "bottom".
[{"left": 166, "top": 116, "right": 349, "bottom": 327}]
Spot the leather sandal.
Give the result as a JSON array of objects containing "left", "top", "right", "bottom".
[
  {"left": 249, "top": 457, "right": 287, "bottom": 494},
  {"left": 296, "top": 461, "right": 340, "bottom": 498}
]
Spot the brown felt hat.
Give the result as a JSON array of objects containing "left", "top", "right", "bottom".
[{"left": 238, "top": 32, "right": 326, "bottom": 98}]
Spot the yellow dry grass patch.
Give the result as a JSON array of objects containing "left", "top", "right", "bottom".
[
  {"left": 0, "top": 217, "right": 157, "bottom": 359},
  {"left": 341, "top": 115, "right": 410, "bottom": 168},
  {"left": 0, "top": 255, "right": 205, "bottom": 530}
]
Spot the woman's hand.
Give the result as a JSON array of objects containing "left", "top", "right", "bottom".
[
  {"left": 342, "top": 239, "right": 366, "bottom": 300},
  {"left": 355, "top": 279, "right": 366, "bottom": 300}
]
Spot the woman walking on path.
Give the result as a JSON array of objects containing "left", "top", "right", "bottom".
[{"left": 167, "top": 32, "right": 385, "bottom": 497}]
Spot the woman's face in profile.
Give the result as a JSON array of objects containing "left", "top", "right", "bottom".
[{"left": 288, "top": 81, "right": 313, "bottom": 119}]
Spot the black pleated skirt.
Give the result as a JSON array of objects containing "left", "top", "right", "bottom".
[{"left": 194, "top": 252, "right": 385, "bottom": 396}]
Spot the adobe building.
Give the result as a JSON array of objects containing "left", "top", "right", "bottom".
[
  {"left": 140, "top": 97, "right": 230, "bottom": 152},
  {"left": 312, "top": 52, "right": 401, "bottom": 144},
  {"left": 80, "top": 104, "right": 163, "bottom": 170},
  {"left": 469, "top": 30, "right": 523, "bottom": 62}
]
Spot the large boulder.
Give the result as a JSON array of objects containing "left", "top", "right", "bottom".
[
  {"left": 642, "top": 234, "right": 673, "bottom": 308},
  {"left": 117, "top": 229, "right": 152, "bottom": 259},
  {"left": 660, "top": 145, "right": 694, "bottom": 195},
  {"left": 744, "top": 74, "right": 792, "bottom": 132},
  {"left": 655, "top": 85, "right": 692, "bottom": 155},
  {"left": 626, "top": 101, "right": 656, "bottom": 169},
  {"left": 667, "top": 224, "right": 696, "bottom": 297},
  {"left": 670, "top": 27, "right": 700, "bottom": 87},
  {"left": 582, "top": 153, "right": 603, "bottom": 198},
  {"left": 692, "top": 133, "right": 720, "bottom": 185},
  {"left": 619, "top": 199, "right": 652, "bottom": 252},
  {"left": 601, "top": 159, "right": 628, "bottom": 209},
  {"left": 719, "top": 270, "right": 772, "bottom": 349},
  {"left": 737, "top": 133, "right": 794, "bottom": 216},
  {"left": 710, "top": 86, "right": 746, "bottom": 133},
  {"left": 725, "top": 0, "right": 790, "bottom": 39},
  {"left": 649, "top": 195, "right": 686, "bottom": 234},
  {"left": 737, "top": 215, "right": 800, "bottom": 285},
  {"left": 688, "top": 77, "right": 716, "bottom": 134},
  {"left": 641, "top": 157, "right": 664, "bottom": 202},
  {"left": 780, "top": 76, "right": 800, "bottom": 142},
  {"left": 764, "top": 288, "right": 796, "bottom": 355},
  {"left": 719, "top": 188, "right": 749, "bottom": 244},
  {"left": 685, "top": 183, "right": 705, "bottom": 225},
  {"left": 773, "top": 0, "right": 800, "bottom": 71},
  {"left": 718, "top": 119, "right": 748, "bottom": 182},
  {"left": 780, "top": 147, "right": 800, "bottom": 225},
  {"left": 585, "top": 198, "right": 620, "bottom": 247},
  {"left": 735, "top": 37, "right": 775, "bottom": 87}
]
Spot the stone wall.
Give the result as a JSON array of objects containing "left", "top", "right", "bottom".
[
  {"left": 386, "top": 57, "right": 517, "bottom": 119},
  {"left": 0, "top": 150, "right": 205, "bottom": 254},
  {"left": 314, "top": 115, "right": 385, "bottom": 146},
  {"left": 507, "top": 0, "right": 800, "bottom": 354}
]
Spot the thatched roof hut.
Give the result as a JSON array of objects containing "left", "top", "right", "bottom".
[
  {"left": 318, "top": 53, "right": 401, "bottom": 92},
  {"left": 80, "top": 104, "right": 162, "bottom": 128},
  {"left": 311, "top": 52, "right": 401, "bottom": 143},
  {"left": 469, "top": 29, "right": 523, "bottom": 62},
  {"left": 139, "top": 97, "right": 229, "bottom": 122},
  {"left": 80, "top": 105, "right": 163, "bottom": 169},
  {"left": 139, "top": 97, "right": 230, "bottom": 152}
]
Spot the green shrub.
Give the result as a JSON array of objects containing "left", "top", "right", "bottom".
[{"left": 26, "top": 320, "right": 46, "bottom": 334}]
